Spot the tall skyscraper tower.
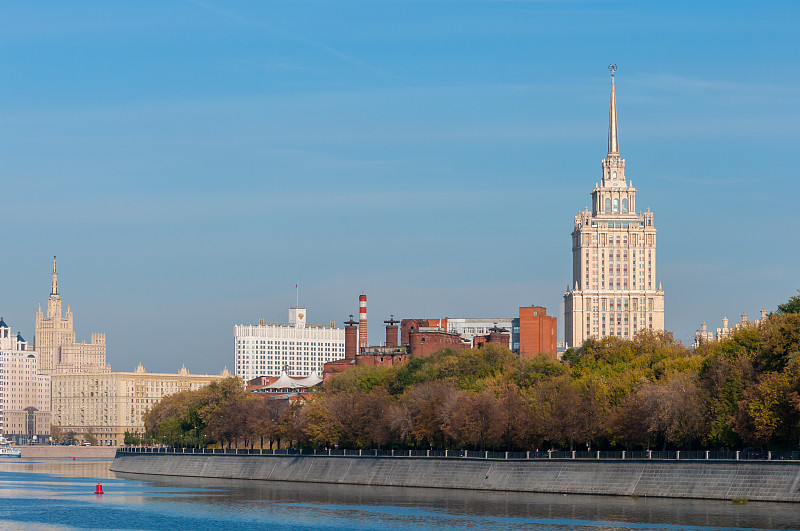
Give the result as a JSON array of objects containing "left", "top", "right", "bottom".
[
  {"left": 563, "top": 67, "right": 665, "bottom": 348},
  {"left": 34, "top": 257, "right": 109, "bottom": 374}
]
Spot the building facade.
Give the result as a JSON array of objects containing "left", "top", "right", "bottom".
[
  {"left": 234, "top": 307, "right": 345, "bottom": 381},
  {"left": 514, "top": 305, "right": 558, "bottom": 358},
  {"left": 323, "top": 316, "right": 463, "bottom": 382},
  {"left": 34, "top": 258, "right": 109, "bottom": 374},
  {"left": 51, "top": 364, "right": 230, "bottom": 446},
  {"left": 564, "top": 69, "right": 665, "bottom": 348},
  {"left": 400, "top": 318, "right": 515, "bottom": 349},
  {"left": 0, "top": 318, "right": 51, "bottom": 444}
]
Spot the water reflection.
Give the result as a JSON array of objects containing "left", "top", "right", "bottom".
[
  {"left": 0, "top": 458, "right": 796, "bottom": 530},
  {"left": 114, "top": 470, "right": 800, "bottom": 530}
]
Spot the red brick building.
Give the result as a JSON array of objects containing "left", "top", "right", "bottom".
[
  {"left": 400, "top": 318, "right": 449, "bottom": 345},
  {"left": 517, "top": 305, "right": 557, "bottom": 358},
  {"left": 408, "top": 329, "right": 467, "bottom": 358},
  {"left": 323, "top": 317, "right": 466, "bottom": 381}
]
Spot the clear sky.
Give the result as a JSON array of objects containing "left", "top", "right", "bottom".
[{"left": 1, "top": 1, "right": 798, "bottom": 374}]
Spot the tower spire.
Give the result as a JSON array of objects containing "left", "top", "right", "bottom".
[
  {"left": 51, "top": 255, "right": 59, "bottom": 298},
  {"left": 608, "top": 64, "right": 619, "bottom": 156}
]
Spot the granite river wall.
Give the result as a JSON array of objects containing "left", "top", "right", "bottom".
[{"left": 110, "top": 449, "right": 800, "bottom": 502}]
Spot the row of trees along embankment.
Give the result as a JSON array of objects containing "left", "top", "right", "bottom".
[{"left": 142, "top": 292, "right": 800, "bottom": 452}]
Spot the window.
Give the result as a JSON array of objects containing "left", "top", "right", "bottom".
[
  {"left": 613, "top": 198, "right": 619, "bottom": 212},
  {"left": 604, "top": 198, "right": 611, "bottom": 211},
  {"left": 621, "top": 198, "right": 628, "bottom": 211}
]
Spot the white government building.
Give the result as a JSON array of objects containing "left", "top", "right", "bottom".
[
  {"left": 234, "top": 307, "right": 345, "bottom": 381},
  {"left": 563, "top": 67, "right": 665, "bottom": 348}
]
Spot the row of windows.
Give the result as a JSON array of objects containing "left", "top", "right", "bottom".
[
  {"left": 586, "top": 249, "right": 652, "bottom": 261},
  {"left": 583, "top": 280, "right": 650, "bottom": 290},
  {"left": 237, "top": 340, "right": 340, "bottom": 346},
  {"left": 584, "top": 233, "right": 654, "bottom": 246},
  {"left": 585, "top": 323, "right": 654, "bottom": 339},
  {"left": 603, "top": 197, "right": 629, "bottom": 212},
  {"left": 586, "top": 297, "right": 655, "bottom": 311}
]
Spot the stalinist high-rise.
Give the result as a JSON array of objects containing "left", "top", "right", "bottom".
[
  {"left": 563, "top": 67, "right": 665, "bottom": 348},
  {"left": 34, "top": 257, "right": 109, "bottom": 374}
]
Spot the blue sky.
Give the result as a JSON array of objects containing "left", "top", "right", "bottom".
[{"left": 1, "top": 1, "right": 798, "bottom": 373}]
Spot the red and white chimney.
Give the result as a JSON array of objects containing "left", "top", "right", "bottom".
[{"left": 359, "top": 294, "right": 367, "bottom": 349}]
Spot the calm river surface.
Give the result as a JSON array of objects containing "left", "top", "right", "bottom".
[{"left": 0, "top": 458, "right": 799, "bottom": 530}]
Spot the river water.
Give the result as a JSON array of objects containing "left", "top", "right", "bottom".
[{"left": 0, "top": 458, "right": 798, "bottom": 530}]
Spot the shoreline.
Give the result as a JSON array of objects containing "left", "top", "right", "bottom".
[
  {"left": 19, "top": 446, "right": 118, "bottom": 459},
  {"left": 110, "top": 450, "right": 800, "bottom": 503}
]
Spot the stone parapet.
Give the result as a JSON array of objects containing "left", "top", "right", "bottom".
[{"left": 110, "top": 452, "right": 800, "bottom": 503}]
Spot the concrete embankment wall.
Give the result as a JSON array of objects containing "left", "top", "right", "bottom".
[
  {"left": 110, "top": 453, "right": 800, "bottom": 502},
  {"left": 22, "top": 446, "right": 118, "bottom": 459}
]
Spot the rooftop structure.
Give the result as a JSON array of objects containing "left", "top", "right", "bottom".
[{"left": 234, "top": 307, "right": 345, "bottom": 381}]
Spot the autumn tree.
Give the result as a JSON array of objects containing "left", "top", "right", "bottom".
[
  {"left": 446, "top": 389, "right": 506, "bottom": 451},
  {"left": 400, "top": 380, "right": 458, "bottom": 448},
  {"left": 733, "top": 370, "right": 796, "bottom": 446}
]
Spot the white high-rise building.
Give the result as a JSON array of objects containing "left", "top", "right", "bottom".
[
  {"left": 0, "top": 318, "right": 51, "bottom": 444},
  {"left": 234, "top": 307, "right": 345, "bottom": 381},
  {"left": 563, "top": 67, "right": 665, "bottom": 348}
]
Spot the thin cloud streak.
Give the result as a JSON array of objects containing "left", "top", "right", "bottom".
[{"left": 187, "top": 0, "right": 395, "bottom": 78}]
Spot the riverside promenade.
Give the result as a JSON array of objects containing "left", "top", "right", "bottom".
[
  {"left": 21, "top": 446, "right": 117, "bottom": 458},
  {"left": 112, "top": 447, "right": 800, "bottom": 502}
]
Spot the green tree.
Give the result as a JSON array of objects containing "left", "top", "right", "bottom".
[
  {"left": 699, "top": 354, "right": 752, "bottom": 448},
  {"left": 123, "top": 431, "right": 141, "bottom": 445},
  {"left": 757, "top": 313, "right": 800, "bottom": 372},
  {"left": 143, "top": 376, "right": 247, "bottom": 448},
  {"left": 777, "top": 290, "right": 800, "bottom": 316}
]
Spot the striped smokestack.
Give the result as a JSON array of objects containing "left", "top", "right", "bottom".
[{"left": 359, "top": 294, "right": 367, "bottom": 349}]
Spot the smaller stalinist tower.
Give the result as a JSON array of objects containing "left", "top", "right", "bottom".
[{"left": 563, "top": 66, "right": 665, "bottom": 348}]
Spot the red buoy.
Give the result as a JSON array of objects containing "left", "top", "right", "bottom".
[{"left": 95, "top": 484, "right": 103, "bottom": 494}]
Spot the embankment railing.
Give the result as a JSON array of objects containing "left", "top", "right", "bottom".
[{"left": 115, "top": 446, "right": 800, "bottom": 462}]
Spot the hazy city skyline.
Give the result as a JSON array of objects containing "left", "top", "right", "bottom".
[{"left": 1, "top": 1, "right": 798, "bottom": 373}]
